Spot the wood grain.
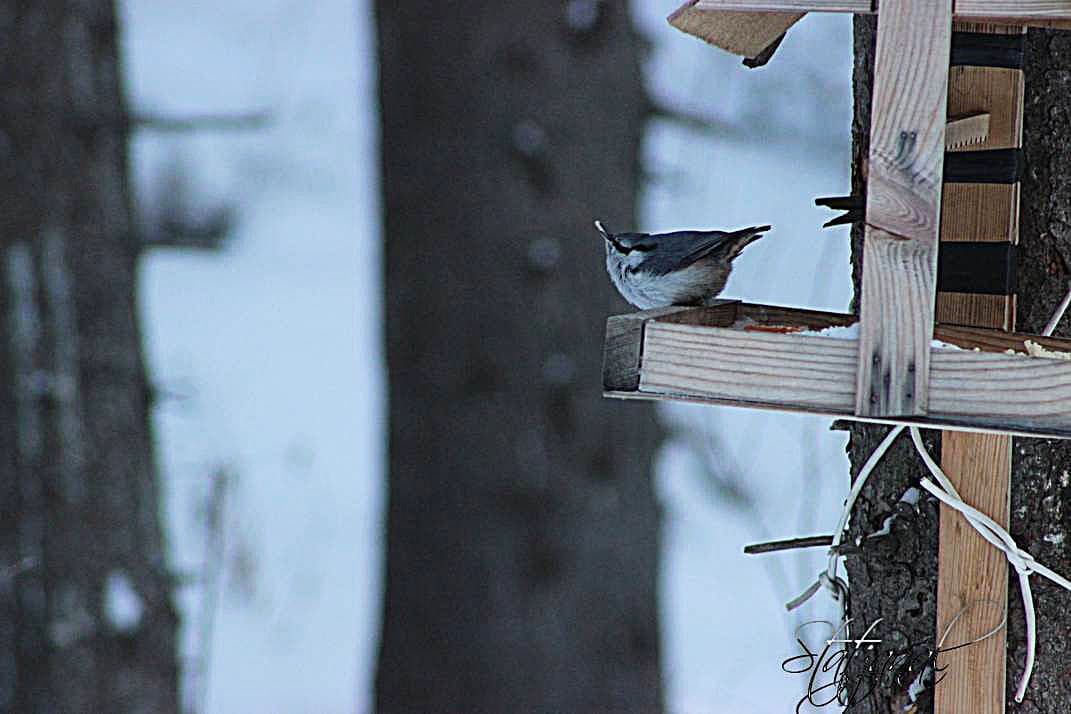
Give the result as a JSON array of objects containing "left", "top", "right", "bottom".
[
  {"left": 933, "top": 434, "right": 1011, "bottom": 714},
  {"left": 940, "top": 64, "right": 1023, "bottom": 247},
  {"left": 936, "top": 292, "right": 1015, "bottom": 329},
  {"left": 694, "top": 0, "right": 866, "bottom": 10},
  {"left": 957, "top": 1, "right": 1071, "bottom": 19},
  {"left": 692, "top": 0, "right": 1071, "bottom": 26},
  {"left": 602, "top": 302, "right": 737, "bottom": 392},
  {"left": 934, "top": 323, "right": 1071, "bottom": 353},
  {"left": 856, "top": 0, "right": 951, "bottom": 418},
  {"left": 866, "top": 0, "right": 951, "bottom": 240},
  {"left": 667, "top": 1, "right": 802, "bottom": 58},
  {"left": 621, "top": 321, "right": 1071, "bottom": 436},
  {"left": 639, "top": 323, "right": 858, "bottom": 411},
  {"left": 945, "top": 112, "right": 990, "bottom": 150},
  {"left": 933, "top": 22, "right": 1022, "bottom": 713},
  {"left": 857, "top": 229, "right": 944, "bottom": 416}
]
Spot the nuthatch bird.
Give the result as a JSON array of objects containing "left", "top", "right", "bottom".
[{"left": 595, "top": 220, "right": 771, "bottom": 309}]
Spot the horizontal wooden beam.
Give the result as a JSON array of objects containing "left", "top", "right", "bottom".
[
  {"left": 692, "top": 0, "right": 1071, "bottom": 26},
  {"left": 696, "top": 0, "right": 869, "bottom": 10},
  {"left": 668, "top": 1, "right": 803, "bottom": 58},
  {"left": 603, "top": 304, "right": 1071, "bottom": 439}
]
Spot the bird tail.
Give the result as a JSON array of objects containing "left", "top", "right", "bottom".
[{"left": 722, "top": 225, "right": 771, "bottom": 261}]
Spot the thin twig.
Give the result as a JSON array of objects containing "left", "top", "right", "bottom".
[{"left": 744, "top": 535, "right": 834, "bottom": 555}]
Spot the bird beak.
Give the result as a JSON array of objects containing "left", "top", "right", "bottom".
[{"left": 593, "top": 220, "right": 609, "bottom": 240}]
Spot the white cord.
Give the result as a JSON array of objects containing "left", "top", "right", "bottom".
[
  {"left": 910, "top": 426, "right": 1071, "bottom": 703},
  {"left": 1042, "top": 283, "right": 1071, "bottom": 336},
  {"left": 785, "top": 291, "right": 1071, "bottom": 696},
  {"left": 790, "top": 424, "right": 1071, "bottom": 703},
  {"left": 786, "top": 425, "right": 904, "bottom": 614}
]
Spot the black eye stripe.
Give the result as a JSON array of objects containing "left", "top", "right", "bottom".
[{"left": 610, "top": 237, "right": 653, "bottom": 254}]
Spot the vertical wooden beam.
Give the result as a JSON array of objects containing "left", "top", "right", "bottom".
[
  {"left": 856, "top": 0, "right": 953, "bottom": 417},
  {"left": 933, "top": 22, "right": 1023, "bottom": 714}
]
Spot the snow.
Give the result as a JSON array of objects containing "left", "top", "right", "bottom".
[
  {"left": 121, "top": 1, "right": 382, "bottom": 712},
  {"left": 123, "top": 0, "right": 858, "bottom": 711},
  {"left": 634, "top": 5, "right": 856, "bottom": 712},
  {"left": 104, "top": 571, "right": 145, "bottom": 633},
  {"left": 800, "top": 324, "right": 860, "bottom": 340}
]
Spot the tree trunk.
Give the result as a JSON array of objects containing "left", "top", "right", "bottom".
[
  {"left": 0, "top": 2, "right": 180, "bottom": 712},
  {"left": 843, "top": 20, "right": 1071, "bottom": 713},
  {"left": 374, "top": 2, "right": 663, "bottom": 712}
]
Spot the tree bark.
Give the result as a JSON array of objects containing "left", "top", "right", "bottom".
[
  {"left": 374, "top": 2, "right": 663, "bottom": 712},
  {"left": 0, "top": 2, "right": 180, "bottom": 712},
  {"left": 843, "top": 20, "right": 1071, "bottom": 713}
]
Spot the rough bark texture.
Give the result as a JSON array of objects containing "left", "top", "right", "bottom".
[
  {"left": 1005, "top": 29, "right": 1071, "bottom": 714},
  {"left": 374, "top": 2, "right": 663, "bottom": 713},
  {"left": 0, "top": 2, "right": 180, "bottom": 713},
  {"left": 844, "top": 19, "right": 1071, "bottom": 713}
]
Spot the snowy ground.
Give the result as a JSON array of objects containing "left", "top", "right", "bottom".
[{"left": 122, "top": 1, "right": 853, "bottom": 712}]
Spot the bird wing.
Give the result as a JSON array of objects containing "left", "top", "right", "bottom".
[{"left": 624, "top": 226, "right": 770, "bottom": 277}]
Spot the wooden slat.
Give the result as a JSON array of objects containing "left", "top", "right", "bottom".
[
  {"left": 936, "top": 292, "right": 1015, "bottom": 329},
  {"left": 945, "top": 112, "right": 990, "bottom": 150},
  {"left": 933, "top": 434, "right": 1011, "bottom": 712},
  {"left": 690, "top": 0, "right": 1071, "bottom": 26},
  {"left": 736, "top": 303, "right": 857, "bottom": 328},
  {"left": 694, "top": 0, "right": 867, "bottom": 10},
  {"left": 856, "top": 0, "right": 952, "bottom": 418},
  {"left": 619, "top": 321, "right": 1071, "bottom": 437},
  {"left": 934, "top": 323, "right": 1070, "bottom": 353},
  {"left": 940, "top": 64, "right": 1023, "bottom": 248},
  {"left": 958, "top": 0, "right": 1071, "bottom": 19},
  {"left": 933, "top": 21, "right": 1023, "bottom": 714},
  {"left": 602, "top": 302, "right": 737, "bottom": 391},
  {"left": 640, "top": 324, "right": 858, "bottom": 411},
  {"left": 667, "top": 1, "right": 802, "bottom": 58}
]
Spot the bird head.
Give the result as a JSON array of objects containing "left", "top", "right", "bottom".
[{"left": 594, "top": 219, "right": 615, "bottom": 257}]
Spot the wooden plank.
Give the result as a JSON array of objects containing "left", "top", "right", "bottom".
[
  {"left": 691, "top": 0, "right": 1071, "bottom": 26},
  {"left": 958, "top": 0, "right": 1071, "bottom": 19},
  {"left": 936, "top": 292, "right": 1015, "bottom": 329},
  {"left": 933, "top": 21, "right": 1023, "bottom": 713},
  {"left": 617, "top": 320, "right": 1071, "bottom": 437},
  {"left": 736, "top": 302, "right": 856, "bottom": 328},
  {"left": 604, "top": 303, "right": 1071, "bottom": 354},
  {"left": 945, "top": 112, "right": 990, "bottom": 150},
  {"left": 693, "top": 0, "right": 866, "bottom": 10},
  {"left": 855, "top": 0, "right": 951, "bottom": 418},
  {"left": 940, "top": 63, "right": 1023, "bottom": 247},
  {"left": 602, "top": 302, "right": 737, "bottom": 392},
  {"left": 933, "top": 435, "right": 1011, "bottom": 714},
  {"left": 667, "top": 1, "right": 802, "bottom": 59},
  {"left": 934, "top": 323, "right": 1071, "bottom": 353},
  {"left": 639, "top": 323, "right": 858, "bottom": 411}
]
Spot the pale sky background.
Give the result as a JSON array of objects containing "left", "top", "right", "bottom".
[{"left": 121, "top": 1, "right": 855, "bottom": 712}]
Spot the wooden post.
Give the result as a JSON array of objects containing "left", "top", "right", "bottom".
[
  {"left": 855, "top": 0, "right": 952, "bottom": 417},
  {"left": 933, "top": 22, "right": 1025, "bottom": 714}
]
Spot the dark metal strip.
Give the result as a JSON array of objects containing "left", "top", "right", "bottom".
[
  {"left": 950, "top": 32, "right": 1025, "bottom": 70},
  {"left": 937, "top": 242, "right": 1017, "bottom": 295},
  {"left": 943, "top": 149, "right": 1023, "bottom": 184}
]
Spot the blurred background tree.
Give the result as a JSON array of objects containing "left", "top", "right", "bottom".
[
  {"left": 0, "top": 1, "right": 179, "bottom": 712},
  {"left": 374, "top": 1, "right": 664, "bottom": 711}
]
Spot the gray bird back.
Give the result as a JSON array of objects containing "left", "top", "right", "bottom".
[{"left": 620, "top": 226, "right": 770, "bottom": 276}]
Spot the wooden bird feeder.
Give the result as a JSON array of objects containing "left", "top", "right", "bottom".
[{"left": 604, "top": 2, "right": 1071, "bottom": 711}]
